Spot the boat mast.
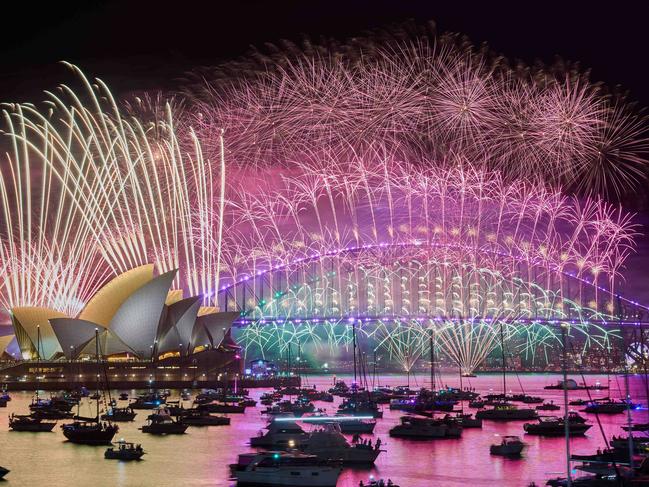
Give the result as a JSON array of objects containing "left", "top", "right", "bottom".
[
  {"left": 500, "top": 322, "right": 506, "bottom": 396},
  {"left": 619, "top": 296, "right": 634, "bottom": 473},
  {"left": 429, "top": 327, "right": 435, "bottom": 392},
  {"left": 36, "top": 325, "right": 41, "bottom": 402},
  {"left": 560, "top": 324, "right": 571, "bottom": 487},
  {"left": 352, "top": 320, "right": 357, "bottom": 385},
  {"left": 95, "top": 328, "right": 100, "bottom": 422}
]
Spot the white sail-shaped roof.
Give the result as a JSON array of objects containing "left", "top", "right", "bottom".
[{"left": 109, "top": 269, "right": 177, "bottom": 359}]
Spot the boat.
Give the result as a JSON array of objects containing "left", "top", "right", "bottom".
[
  {"left": 360, "top": 478, "right": 400, "bottom": 487},
  {"left": 475, "top": 403, "right": 538, "bottom": 421},
  {"left": 452, "top": 412, "right": 482, "bottom": 428},
  {"left": 250, "top": 419, "right": 310, "bottom": 448},
  {"left": 520, "top": 395, "right": 544, "bottom": 404},
  {"left": 230, "top": 451, "right": 342, "bottom": 486},
  {"left": 30, "top": 408, "right": 73, "bottom": 420},
  {"left": 0, "top": 466, "right": 8, "bottom": 479},
  {"left": 328, "top": 381, "right": 350, "bottom": 396},
  {"left": 582, "top": 399, "right": 637, "bottom": 414},
  {"left": 129, "top": 392, "right": 166, "bottom": 410},
  {"left": 180, "top": 408, "right": 230, "bottom": 426},
  {"left": 623, "top": 422, "right": 649, "bottom": 432},
  {"left": 610, "top": 434, "right": 649, "bottom": 450},
  {"left": 302, "top": 423, "right": 383, "bottom": 464},
  {"left": 389, "top": 415, "right": 462, "bottom": 439},
  {"left": 61, "top": 329, "right": 118, "bottom": 445},
  {"left": 338, "top": 418, "right": 376, "bottom": 434},
  {"left": 523, "top": 416, "right": 592, "bottom": 436},
  {"left": 337, "top": 397, "right": 383, "bottom": 418},
  {"left": 62, "top": 420, "right": 119, "bottom": 445},
  {"left": 536, "top": 401, "right": 561, "bottom": 411},
  {"left": 490, "top": 435, "right": 526, "bottom": 456},
  {"left": 104, "top": 440, "right": 145, "bottom": 460},
  {"left": 118, "top": 393, "right": 129, "bottom": 401},
  {"left": 468, "top": 399, "right": 485, "bottom": 408},
  {"left": 461, "top": 372, "right": 477, "bottom": 378},
  {"left": 140, "top": 410, "right": 188, "bottom": 435},
  {"left": 544, "top": 379, "right": 608, "bottom": 390},
  {"left": 101, "top": 406, "right": 137, "bottom": 422},
  {"left": 199, "top": 401, "right": 246, "bottom": 414},
  {"left": 8, "top": 413, "right": 56, "bottom": 432}
]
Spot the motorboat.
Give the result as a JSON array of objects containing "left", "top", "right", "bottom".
[
  {"left": 468, "top": 399, "right": 485, "bottom": 408},
  {"left": 129, "top": 392, "right": 166, "bottom": 410},
  {"left": 337, "top": 397, "right": 383, "bottom": 418},
  {"left": 475, "top": 403, "right": 538, "bottom": 421},
  {"left": 230, "top": 451, "right": 342, "bottom": 486},
  {"left": 140, "top": 410, "right": 188, "bottom": 435},
  {"left": 30, "top": 408, "right": 73, "bottom": 420},
  {"left": 118, "top": 393, "right": 129, "bottom": 401},
  {"left": 61, "top": 420, "right": 119, "bottom": 445},
  {"left": 101, "top": 406, "right": 137, "bottom": 422},
  {"left": 359, "top": 478, "right": 400, "bottom": 487},
  {"left": 610, "top": 434, "right": 649, "bottom": 450},
  {"left": 523, "top": 416, "right": 592, "bottom": 436},
  {"left": 623, "top": 422, "right": 649, "bottom": 432},
  {"left": 583, "top": 399, "right": 636, "bottom": 414},
  {"left": 338, "top": 418, "right": 376, "bottom": 434},
  {"left": 519, "top": 396, "right": 544, "bottom": 404},
  {"left": 329, "top": 381, "right": 350, "bottom": 395},
  {"left": 9, "top": 413, "right": 56, "bottom": 432},
  {"left": 301, "top": 423, "right": 382, "bottom": 464},
  {"left": 180, "top": 408, "right": 230, "bottom": 426},
  {"left": 451, "top": 413, "right": 482, "bottom": 428},
  {"left": 104, "top": 440, "right": 145, "bottom": 460},
  {"left": 490, "top": 435, "right": 526, "bottom": 456},
  {"left": 263, "top": 399, "right": 314, "bottom": 417},
  {"left": 544, "top": 379, "right": 607, "bottom": 390},
  {"left": 30, "top": 397, "right": 74, "bottom": 413},
  {"left": 536, "top": 402, "right": 561, "bottom": 411},
  {"left": 389, "top": 415, "right": 462, "bottom": 439},
  {"left": 0, "top": 466, "right": 8, "bottom": 479},
  {"left": 199, "top": 401, "right": 246, "bottom": 414},
  {"left": 250, "top": 419, "right": 309, "bottom": 448}
]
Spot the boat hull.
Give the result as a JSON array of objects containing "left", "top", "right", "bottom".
[{"left": 235, "top": 467, "right": 341, "bottom": 486}]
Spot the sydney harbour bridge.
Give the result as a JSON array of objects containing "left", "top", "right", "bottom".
[{"left": 218, "top": 241, "right": 649, "bottom": 373}]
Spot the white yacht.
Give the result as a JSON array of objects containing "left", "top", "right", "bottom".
[
  {"left": 302, "top": 423, "right": 382, "bottom": 464},
  {"left": 231, "top": 451, "right": 342, "bottom": 486},
  {"left": 250, "top": 419, "right": 310, "bottom": 448}
]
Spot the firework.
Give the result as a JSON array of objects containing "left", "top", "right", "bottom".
[{"left": 186, "top": 29, "right": 649, "bottom": 199}]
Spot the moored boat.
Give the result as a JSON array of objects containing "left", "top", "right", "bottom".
[
  {"left": 140, "top": 410, "right": 188, "bottom": 435},
  {"left": 523, "top": 416, "right": 592, "bottom": 436},
  {"left": 9, "top": 413, "right": 56, "bottom": 432},
  {"left": 389, "top": 415, "right": 461, "bottom": 439},
  {"left": 475, "top": 403, "right": 538, "bottom": 421},
  {"left": 101, "top": 406, "right": 137, "bottom": 422},
  {"left": 490, "top": 435, "right": 526, "bottom": 456},
  {"left": 180, "top": 408, "right": 230, "bottom": 426},
  {"left": 104, "top": 440, "right": 145, "bottom": 460},
  {"left": 250, "top": 418, "right": 309, "bottom": 448},
  {"left": 230, "top": 451, "right": 342, "bottom": 486}
]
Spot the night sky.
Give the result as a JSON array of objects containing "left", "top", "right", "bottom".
[
  {"left": 1, "top": 1, "right": 649, "bottom": 303},
  {"left": 2, "top": 1, "right": 649, "bottom": 105}
]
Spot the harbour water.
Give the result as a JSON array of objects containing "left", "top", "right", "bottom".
[{"left": 0, "top": 373, "right": 646, "bottom": 486}]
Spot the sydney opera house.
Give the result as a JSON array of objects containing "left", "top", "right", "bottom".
[{"left": 1, "top": 265, "right": 245, "bottom": 389}]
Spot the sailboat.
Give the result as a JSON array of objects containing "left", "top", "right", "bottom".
[
  {"left": 10, "top": 326, "right": 59, "bottom": 432},
  {"left": 337, "top": 322, "right": 383, "bottom": 418},
  {"left": 476, "top": 324, "right": 537, "bottom": 421},
  {"left": 61, "top": 329, "right": 118, "bottom": 445}
]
